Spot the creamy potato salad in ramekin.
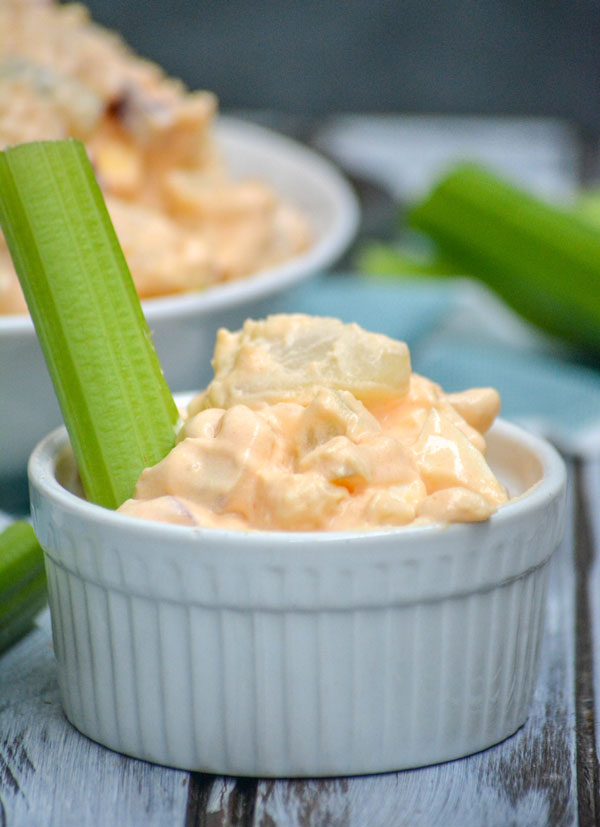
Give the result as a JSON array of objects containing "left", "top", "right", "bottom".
[
  {"left": 119, "top": 314, "right": 509, "bottom": 531},
  {"left": 0, "top": 0, "right": 311, "bottom": 314}
]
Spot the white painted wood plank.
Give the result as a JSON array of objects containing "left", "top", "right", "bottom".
[
  {"left": 253, "top": 473, "right": 578, "bottom": 827},
  {"left": 585, "top": 458, "right": 600, "bottom": 767},
  {"left": 0, "top": 610, "right": 190, "bottom": 827}
]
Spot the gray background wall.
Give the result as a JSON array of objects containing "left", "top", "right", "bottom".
[{"left": 82, "top": 1, "right": 599, "bottom": 128}]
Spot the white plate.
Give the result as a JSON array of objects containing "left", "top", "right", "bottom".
[{"left": 0, "top": 117, "right": 359, "bottom": 481}]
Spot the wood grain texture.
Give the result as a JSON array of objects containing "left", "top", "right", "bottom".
[
  {"left": 587, "top": 459, "right": 600, "bottom": 751},
  {"left": 185, "top": 774, "right": 216, "bottom": 827},
  {"left": 185, "top": 776, "right": 259, "bottom": 827},
  {"left": 583, "top": 458, "right": 600, "bottom": 827},
  {"left": 0, "top": 612, "right": 189, "bottom": 827},
  {"left": 573, "top": 460, "right": 600, "bottom": 826}
]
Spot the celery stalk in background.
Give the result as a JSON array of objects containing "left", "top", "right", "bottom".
[
  {"left": 574, "top": 190, "right": 600, "bottom": 228},
  {"left": 0, "top": 140, "right": 179, "bottom": 508},
  {"left": 406, "top": 164, "right": 600, "bottom": 354},
  {"left": 0, "top": 522, "right": 46, "bottom": 653},
  {"left": 357, "top": 241, "right": 459, "bottom": 278}
]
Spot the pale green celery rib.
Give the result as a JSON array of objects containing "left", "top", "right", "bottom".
[
  {"left": 414, "top": 165, "right": 600, "bottom": 294},
  {"left": 0, "top": 140, "right": 178, "bottom": 507},
  {"left": 0, "top": 522, "right": 47, "bottom": 653},
  {"left": 409, "top": 164, "right": 600, "bottom": 351},
  {"left": 0, "top": 568, "right": 47, "bottom": 630},
  {"left": 358, "top": 241, "right": 458, "bottom": 278},
  {"left": 0, "top": 573, "right": 47, "bottom": 653},
  {"left": 0, "top": 522, "right": 45, "bottom": 602}
]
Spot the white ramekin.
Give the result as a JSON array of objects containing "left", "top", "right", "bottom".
[{"left": 28, "top": 418, "right": 566, "bottom": 777}]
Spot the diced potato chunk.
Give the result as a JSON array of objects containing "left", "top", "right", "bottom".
[
  {"left": 294, "top": 388, "right": 380, "bottom": 456},
  {"left": 255, "top": 470, "right": 348, "bottom": 530},
  {"left": 134, "top": 405, "right": 283, "bottom": 521},
  {"left": 201, "top": 314, "right": 412, "bottom": 408},
  {"left": 446, "top": 388, "right": 501, "bottom": 434},
  {"left": 412, "top": 408, "right": 507, "bottom": 506},
  {"left": 416, "top": 487, "right": 496, "bottom": 522}
]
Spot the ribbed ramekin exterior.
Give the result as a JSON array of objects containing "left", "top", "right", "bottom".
[
  {"left": 31, "top": 420, "right": 566, "bottom": 776},
  {"left": 40, "top": 517, "right": 558, "bottom": 776}
]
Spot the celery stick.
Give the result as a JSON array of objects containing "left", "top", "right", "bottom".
[
  {"left": 0, "top": 522, "right": 47, "bottom": 653},
  {"left": 574, "top": 191, "right": 600, "bottom": 227},
  {"left": 0, "top": 569, "right": 47, "bottom": 651},
  {"left": 0, "top": 522, "right": 44, "bottom": 599},
  {"left": 357, "top": 241, "right": 458, "bottom": 278},
  {"left": 409, "top": 164, "right": 600, "bottom": 353},
  {"left": 0, "top": 140, "right": 179, "bottom": 507}
]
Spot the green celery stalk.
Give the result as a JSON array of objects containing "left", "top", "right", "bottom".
[
  {"left": 574, "top": 190, "right": 600, "bottom": 227},
  {"left": 409, "top": 163, "right": 600, "bottom": 353},
  {"left": 0, "top": 522, "right": 47, "bottom": 653},
  {"left": 357, "top": 241, "right": 459, "bottom": 278},
  {"left": 0, "top": 140, "right": 179, "bottom": 508}
]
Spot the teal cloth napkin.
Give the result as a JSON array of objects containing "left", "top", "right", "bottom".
[{"left": 270, "top": 273, "right": 600, "bottom": 457}]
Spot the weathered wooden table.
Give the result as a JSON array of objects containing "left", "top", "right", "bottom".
[
  {"left": 2, "top": 115, "right": 600, "bottom": 825},
  {"left": 0, "top": 458, "right": 598, "bottom": 826}
]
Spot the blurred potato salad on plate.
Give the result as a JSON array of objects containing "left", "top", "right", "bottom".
[{"left": 0, "top": 0, "right": 311, "bottom": 314}]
